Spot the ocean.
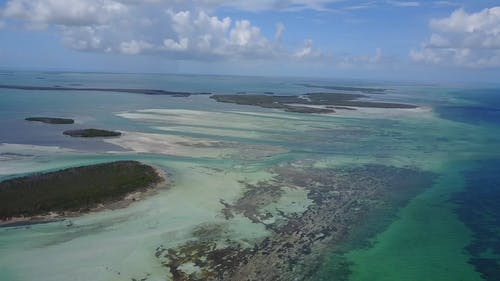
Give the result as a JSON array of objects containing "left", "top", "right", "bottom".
[{"left": 0, "top": 71, "right": 499, "bottom": 281}]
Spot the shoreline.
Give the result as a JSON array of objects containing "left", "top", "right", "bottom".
[{"left": 0, "top": 165, "right": 169, "bottom": 227}]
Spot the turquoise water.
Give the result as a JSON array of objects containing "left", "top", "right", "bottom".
[{"left": 0, "top": 72, "right": 499, "bottom": 280}]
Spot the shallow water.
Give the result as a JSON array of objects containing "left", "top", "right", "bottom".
[{"left": 0, "top": 72, "right": 499, "bottom": 280}]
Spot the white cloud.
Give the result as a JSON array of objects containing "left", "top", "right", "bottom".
[
  {"left": 430, "top": 7, "right": 500, "bottom": 36},
  {"left": 411, "top": 48, "right": 500, "bottom": 68},
  {"left": 371, "top": 47, "right": 383, "bottom": 63},
  {"left": 209, "top": 0, "right": 340, "bottom": 12},
  {"left": 344, "top": 1, "right": 420, "bottom": 11},
  {"left": 0, "top": 0, "right": 285, "bottom": 60},
  {"left": 159, "top": 10, "right": 274, "bottom": 59},
  {"left": 275, "top": 22, "right": 285, "bottom": 41},
  {"left": 230, "top": 20, "right": 268, "bottom": 47},
  {"left": 409, "top": 48, "right": 443, "bottom": 64},
  {"left": 432, "top": 1, "right": 461, "bottom": 7},
  {"left": 386, "top": 1, "right": 420, "bottom": 7},
  {"left": 411, "top": 6, "right": 500, "bottom": 68},
  {"left": 426, "top": 33, "right": 450, "bottom": 48},
  {"left": 62, "top": 26, "right": 105, "bottom": 51},
  {"left": 294, "top": 39, "right": 322, "bottom": 59},
  {"left": 120, "top": 40, "right": 153, "bottom": 55},
  {"left": 0, "top": 0, "right": 387, "bottom": 63},
  {"left": 163, "top": 38, "right": 189, "bottom": 51},
  {"left": 337, "top": 48, "right": 392, "bottom": 67},
  {"left": 344, "top": 2, "right": 376, "bottom": 10},
  {"left": 2, "top": 0, "right": 127, "bottom": 28}
]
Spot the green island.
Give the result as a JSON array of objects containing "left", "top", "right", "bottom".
[
  {"left": 0, "top": 161, "right": 164, "bottom": 223},
  {"left": 25, "top": 117, "right": 75, "bottom": 124},
  {"left": 63, "top": 128, "right": 122, "bottom": 137},
  {"left": 210, "top": 92, "right": 417, "bottom": 113}
]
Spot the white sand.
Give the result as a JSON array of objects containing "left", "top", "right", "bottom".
[{"left": 104, "top": 131, "right": 287, "bottom": 160}]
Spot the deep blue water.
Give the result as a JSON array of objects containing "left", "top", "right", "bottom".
[
  {"left": 434, "top": 88, "right": 500, "bottom": 280},
  {"left": 436, "top": 89, "right": 500, "bottom": 126},
  {"left": 454, "top": 159, "right": 500, "bottom": 281}
]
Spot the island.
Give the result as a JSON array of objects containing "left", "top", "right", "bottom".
[
  {"left": 0, "top": 161, "right": 166, "bottom": 226},
  {"left": 25, "top": 117, "right": 75, "bottom": 124},
  {"left": 0, "top": 84, "right": 211, "bottom": 97},
  {"left": 63, "top": 129, "right": 122, "bottom": 137},
  {"left": 210, "top": 92, "right": 417, "bottom": 113}
]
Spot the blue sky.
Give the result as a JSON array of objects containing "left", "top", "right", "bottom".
[{"left": 0, "top": 0, "right": 499, "bottom": 82}]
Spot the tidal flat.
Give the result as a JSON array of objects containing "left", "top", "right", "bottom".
[{"left": 0, "top": 72, "right": 499, "bottom": 281}]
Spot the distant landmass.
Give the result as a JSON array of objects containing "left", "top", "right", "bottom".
[
  {"left": 0, "top": 84, "right": 212, "bottom": 97},
  {"left": 25, "top": 117, "right": 74, "bottom": 124},
  {"left": 211, "top": 92, "right": 417, "bottom": 113}
]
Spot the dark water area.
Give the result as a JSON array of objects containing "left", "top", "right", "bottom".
[
  {"left": 436, "top": 89, "right": 500, "bottom": 126},
  {"left": 307, "top": 167, "right": 438, "bottom": 281},
  {"left": 437, "top": 105, "right": 500, "bottom": 125},
  {"left": 454, "top": 160, "right": 500, "bottom": 281}
]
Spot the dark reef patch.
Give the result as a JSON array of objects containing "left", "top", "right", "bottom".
[
  {"left": 157, "top": 164, "right": 435, "bottom": 281},
  {"left": 221, "top": 180, "right": 283, "bottom": 224}
]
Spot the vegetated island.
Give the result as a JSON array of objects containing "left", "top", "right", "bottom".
[
  {"left": 0, "top": 84, "right": 211, "bottom": 97},
  {"left": 0, "top": 161, "right": 166, "bottom": 226},
  {"left": 25, "top": 116, "right": 74, "bottom": 124},
  {"left": 210, "top": 92, "right": 417, "bottom": 113},
  {"left": 297, "top": 83, "right": 387, "bottom": 94},
  {"left": 63, "top": 129, "right": 121, "bottom": 137}
]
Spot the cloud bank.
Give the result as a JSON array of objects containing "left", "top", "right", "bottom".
[
  {"left": 0, "top": 0, "right": 335, "bottom": 60},
  {"left": 411, "top": 6, "right": 500, "bottom": 68}
]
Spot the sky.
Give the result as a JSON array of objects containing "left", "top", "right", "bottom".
[{"left": 0, "top": 0, "right": 499, "bottom": 82}]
